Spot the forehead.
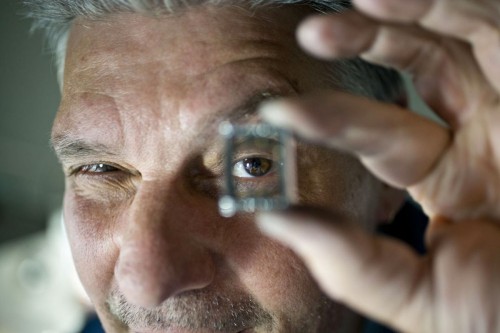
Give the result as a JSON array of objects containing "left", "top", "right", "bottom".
[
  {"left": 63, "top": 5, "right": 313, "bottom": 89},
  {"left": 58, "top": 6, "right": 316, "bottom": 130}
]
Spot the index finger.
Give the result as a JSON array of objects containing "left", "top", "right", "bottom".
[
  {"left": 255, "top": 208, "right": 431, "bottom": 333},
  {"left": 260, "top": 91, "right": 451, "bottom": 189}
]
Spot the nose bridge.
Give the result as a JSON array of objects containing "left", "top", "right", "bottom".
[
  {"left": 128, "top": 177, "right": 218, "bottom": 238},
  {"left": 115, "top": 179, "right": 216, "bottom": 308}
]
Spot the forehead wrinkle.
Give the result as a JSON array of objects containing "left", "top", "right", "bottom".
[
  {"left": 68, "top": 41, "right": 294, "bottom": 97},
  {"left": 66, "top": 6, "right": 308, "bottom": 90}
]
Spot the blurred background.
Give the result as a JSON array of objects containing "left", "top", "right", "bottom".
[
  {"left": 0, "top": 1, "right": 98, "bottom": 332},
  {"left": 1, "top": 0, "right": 63, "bottom": 244}
]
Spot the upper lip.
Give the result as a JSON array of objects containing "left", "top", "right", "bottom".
[{"left": 133, "top": 327, "right": 253, "bottom": 333}]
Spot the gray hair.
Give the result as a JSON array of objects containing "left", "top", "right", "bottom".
[{"left": 23, "top": 0, "right": 403, "bottom": 101}]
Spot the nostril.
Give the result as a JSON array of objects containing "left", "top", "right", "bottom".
[
  {"left": 114, "top": 244, "right": 215, "bottom": 308},
  {"left": 114, "top": 254, "right": 176, "bottom": 308}
]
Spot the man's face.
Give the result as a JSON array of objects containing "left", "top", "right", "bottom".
[{"left": 52, "top": 5, "right": 388, "bottom": 332}]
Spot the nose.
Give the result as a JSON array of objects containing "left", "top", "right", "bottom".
[{"left": 115, "top": 181, "right": 216, "bottom": 308}]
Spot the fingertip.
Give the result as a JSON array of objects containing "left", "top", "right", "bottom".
[
  {"left": 255, "top": 212, "right": 292, "bottom": 238},
  {"left": 259, "top": 97, "right": 323, "bottom": 140},
  {"left": 259, "top": 100, "right": 288, "bottom": 123},
  {"left": 297, "top": 11, "right": 378, "bottom": 60},
  {"left": 259, "top": 99, "right": 303, "bottom": 129},
  {"left": 255, "top": 211, "right": 329, "bottom": 250},
  {"left": 297, "top": 16, "right": 339, "bottom": 59}
]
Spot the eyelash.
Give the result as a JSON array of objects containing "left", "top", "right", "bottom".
[
  {"left": 72, "top": 157, "right": 275, "bottom": 178},
  {"left": 71, "top": 163, "right": 121, "bottom": 176},
  {"left": 232, "top": 156, "right": 276, "bottom": 178}
]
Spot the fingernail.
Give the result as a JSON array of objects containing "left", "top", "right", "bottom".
[{"left": 297, "top": 17, "right": 335, "bottom": 59}]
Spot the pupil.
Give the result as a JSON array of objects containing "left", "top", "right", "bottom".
[
  {"left": 243, "top": 158, "right": 271, "bottom": 176},
  {"left": 95, "top": 164, "right": 106, "bottom": 172}
]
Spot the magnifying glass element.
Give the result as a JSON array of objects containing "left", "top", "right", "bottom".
[{"left": 218, "top": 122, "right": 297, "bottom": 217}]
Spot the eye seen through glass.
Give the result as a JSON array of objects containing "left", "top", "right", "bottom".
[
  {"left": 231, "top": 136, "right": 281, "bottom": 198},
  {"left": 219, "top": 122, "right": 296, "bottom": 217},
  {"left": 234, "top": 157, "right": 273, "bottom": 178}
]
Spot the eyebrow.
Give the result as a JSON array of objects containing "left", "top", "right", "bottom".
[
  {"left": 51, "top": 135, "right": 119, "bottom": 164},
  {"left": 52, "top": 84, "right": 298, "bottom": 163},
  {"left": 197, "top": 85, "right": 298, "bottom": 144}
]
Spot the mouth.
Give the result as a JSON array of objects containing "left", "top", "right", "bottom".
[{"left": 134, "top": 328, "right": 254, "bottom": 333}]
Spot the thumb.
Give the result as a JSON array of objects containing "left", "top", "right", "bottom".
[{"left": 256, "top": 209, "right": 431, "bottom": 333}]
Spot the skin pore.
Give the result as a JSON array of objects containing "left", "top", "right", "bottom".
[{"left": 52, "top": 4, "right": 402, "bottom": 333}]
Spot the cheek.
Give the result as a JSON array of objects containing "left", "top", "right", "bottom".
[
  {"left": 297, "top": 146, "right": 382, "bottom": 229},
  {"left": 63, "top": 189, "right": 120, "bottom": 303},
  {"left": 253, "top": 243, "right": 321, "bottom": 312},
  {"left": 226, "top": 220, "right": 324, "bottom": 321}
]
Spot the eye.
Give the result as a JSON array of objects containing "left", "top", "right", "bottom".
[
  {"left": 233, "top": 157, "right": 273, "bottom": 178},
  {"left": 77, "top": 163, "right": 120, "bottom": 174}
]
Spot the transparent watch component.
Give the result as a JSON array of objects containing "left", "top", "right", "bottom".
[{"left": 218, "top": 121, "right": 297, "bottom": 217}]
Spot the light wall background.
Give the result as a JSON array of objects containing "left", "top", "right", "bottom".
[{"left": 0, "top": 0, "right": 63, "bottom": 244}]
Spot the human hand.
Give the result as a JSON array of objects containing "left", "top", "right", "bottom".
[
  {"left": 257, "top": 0, "right": 500, "bottom": 332},
  {"left": 264, "top": 0, "right": 500, "bottom": 221}
]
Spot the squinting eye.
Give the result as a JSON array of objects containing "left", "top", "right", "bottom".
[
  {"left": 78, "top": 163, "right": 119, "bottom": 174},
  {"left": 233, "top": 157, "right": 273, "bottom": 178}
]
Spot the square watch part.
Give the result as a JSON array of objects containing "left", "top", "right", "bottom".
[{"left": 218, "top": 122, "right": 297, "bottom": 217}]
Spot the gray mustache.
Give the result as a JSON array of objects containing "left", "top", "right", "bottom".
[{"left": 106, "top": 288, "right": 274, "bottom": 332}]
